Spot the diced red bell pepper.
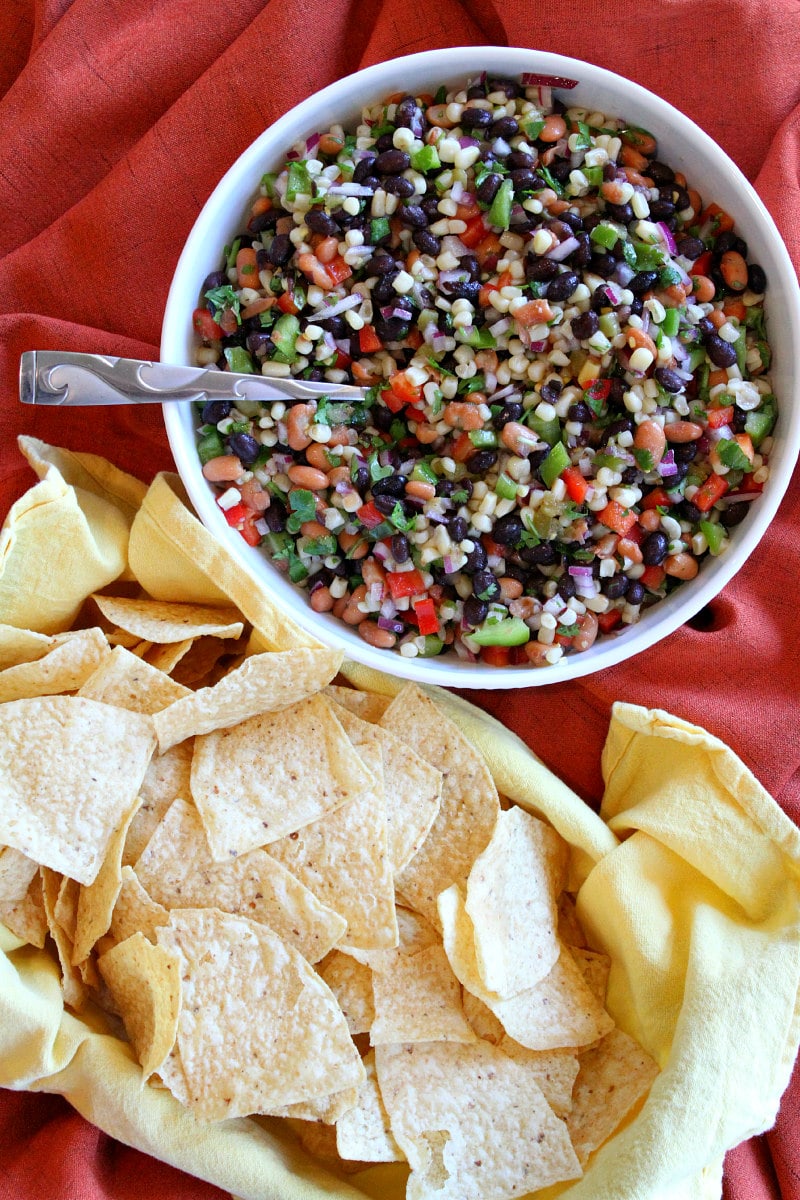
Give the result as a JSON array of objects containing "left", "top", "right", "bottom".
[
  {"left": 640, "top": 564, "right": 666, "bottom": 591},
  {"left": 480, "top": 644, "right": 511, "bottom": 666},
  {"left": 387, "top": 370, "right": 424, "bottom": 405},
  {"left": 334, "top": 349, "right": 352, "bottom": 369},
  {"left": 459, "top": 214, "right": 489, "bottom": 248},
  {"left": 239, "top": 514, "right": 262, "bottom": 547},
  {"left": 561, "top": 466, "right": 589, "bottom": 504},
  {"left": 691, "top": 250, "right": 713, "bottom": 277},
  {"left": 597, "top": 500, "right": 638, "bottom": 536},
  {"left": 192, "top": 307, "right": 224, "bottom": 341},
  {"left": 641, "top": 487, "right": 676, "bottom": 511},
  {"left": 412, "top": 596, "right": 439, "bottom": 636},
  {"left": 693, "top": 473, "right": 729, "bottom": 512},
  {"left": 221, "top": 502, "right": 249, "bottom": 527},
  {"left": 324, "top": 255, "right": 353, "bottom": 286},
  {"left": 386, "top": 568, "right": 426, "bottom": 600},
  {"left": 356, "top": 501, "right": 385, "bottom": 529},
  {"left": 597, "top": 609, "right": 623, "bottom": 634},
  {"left": 706, "top": 405, "right": 734, "bottom": 429},
  {"left": 277, "top": 291, "right": 299, "bottom": 315},
  {"left": 381, "top": 387, "right": 407, "bottom": 414},
  {"left": 358, "top": 324, "right": 383, "bottom": 354}
]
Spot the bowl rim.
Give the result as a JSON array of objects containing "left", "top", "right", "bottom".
[{"left": 161, "top": 45, "right": 800, "bottom": 690}]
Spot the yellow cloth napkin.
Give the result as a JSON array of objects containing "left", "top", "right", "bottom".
[{"left": 1, "top": 439, "right": 799, "bottom": 1200}]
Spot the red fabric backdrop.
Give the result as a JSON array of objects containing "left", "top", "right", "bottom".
[{"left": 1, "top": 1, "right": 799, "bottom": 1197}]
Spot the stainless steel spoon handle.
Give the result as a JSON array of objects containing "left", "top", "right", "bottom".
[{"left": 18, "top": 350, "right": 367, "bottom": 406}]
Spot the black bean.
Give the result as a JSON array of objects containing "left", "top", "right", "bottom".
[
  {"left": 461, "top": 106, "right": 492, "bottom": 129},
  {"left": 268, "top": 234, "right": 292, "bottom": 266},
  {"left": 375, "top": 314, "right": 411, "bottom": 342},
  {"left": 520, "top": 541, "right": 557, "bottom": 566},
  {"left": 557, "top": 574, "right": 577, "bottom": 600},
  {"left": 438, "top": 477, "right": 473, "bottom": 501},
  {"left": 226, "top": 432, "right": 260, "bottom": 465},
  {"left": 460, "top": 254, "right": 480, "bottom": 279},
  {"left": 677, "top": 236, "right": 705, "bottom": 261},
  {"left": 476, "top": 172, "right": 502, "bottom": 205},
  {"left": 507, "top": 150, "right": 535, "bottom": 170},
  {"left": 463, "top": 540, "right": 487, "bottom": 572},
  {"left": 673, "top": 441, "right": 698, "bottom": 464},
  {"left": 491, "top": 116, "right": 519, "bottom": 139},
  {"left": 678, "top": 499, "right": 703, "bottom": 523},
  {"left": 487, "top": 77, "right": 520, "bottom": 98},
  {"left": 391, "top": 533, "right": 410, "bottom": 562},
  {"left": 648, "top": 198, "right": 675, "bottom": 221},
  {"left": 352, "top": 155, "right": 377, "bottom": 183},
  {"left": 466, "top": 449, "right": 498, "bottom": 474},
  {"left": 590, "top": 252, "right": 617, "bottom": 279},
  {"left": 539, "top": 379, "right": 562, "bottom": 405},
  {"left": 463, "top": 596, "right": 489, "bottom": 626},
  {"left": 247, "top": 209, "right": 279, "bottom": 234},
  {"left": 371, "top": 475, "right": 407, "bottom": 498},
  {"left": 510, "top": 169, "right": 540, "bottom": 192},
  {"left": 448, "top": 516, "right": 468, "bottom": 542},
  {"left": 412, "top": 229, "right": 441, "bottom": 256},
  {"left": 202, "top": 269, "right": 229, "bottom": 292},
  {"left": 492, "top": 514, "right": 524, "bottom": 545},
  {"left": 571, "top": 231, "right": 592, "bottom": 268},
  {"left": 467, "top": 82, "right": 486, "bottom": 99},
  {"left": 628, "top": 297, "right": 645, "bottom": 317},
  {"left": 720, "top": 503, "right": 749, "bottom": 528},
  {"left": 571, "top": 310, "right": 599, "bottom": 340},
  {"left": 245, "top": 332, "right": 275, "bottom": 355},
  {"left": 629, "top": 270, "right": 660, "bottom": 295},
  {"left": 394, "top": 96, "right": 421, "bottom": 129},
  {"left": 654, "top": 367, "right": 685, "bottom": 393},
  {"left": 705, "top": 332, "right": 738, "bottom": 368},
  {"left": 604, "top": 201, "right": 634, "bottom": 224},
  {"left": 372, "top": 274, "right": 400, "bottom": 305},
  {"left": 648, "top": 160, "right": 675, "bottom": 184},
  {"left": 398, "top": 204, "right": 428, "bottom": 228},
  {"left": 383, "top": 175, "right": 415, "bottom": 197},
  {"left": 492, "top": 402, "right": 524, "bottom": 430},
  {"left": 641, "top": 530, "right": 669, "bottom": 565},
  {"left": 545, "top": 271, "right": 580, "bottom": 302},
  {"left": 373, "top": 492, "right": 406, "bottom": 516},
  {"left": 567, "top": 401, "right": 592, "bottom": 423},
  {"left": 747, "top": 263, "right": 767, "bottom": 293},
  {"left": 441, "top": 278, "right": 481, "bottom": 302},
  {"left": 605, "top": 416, "right": 634, "bottom": 438},
  {"left": 731, "top": 405, "right": 748, "bottom": 434},
  {"left": 715, "top": 231, "right": 737, "bottom": 255},
  {"left": 626, "top": 581, "right": 646, "bottom": 605},
  {"left": 602, "top": 575, "right": 628, "bottom": 599},
  {"left": 472, "top": 570, "right": 501, "bottom": 601},
  {"left": 201, "top": 400, "right": 232, "bottom": 424},
  {"left": 372, "top": 149, "right": 409, "bottom": 175},
  {"left": 525, "top": 255, "right": 560, "bottom": 282},
  {"left": 621, "top": 465, "right": 642, "bottom": 485},
  {"left": 263, "top": 500, "right": 286, "bottom": 533},
  {"left": 317, "top": 314, "right": 347, "bottom": 337}
]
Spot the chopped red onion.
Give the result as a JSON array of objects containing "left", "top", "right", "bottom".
[
  {"left": 657, "top": 221, "right": 678, "bottom": 255},
  {"left": 449, "top": 180, "right": 465, "bottom": 202},
  {"left": 521, "top": 73, "right": 578, "bottom": 89},
  {"left": 490, "top": 384, "right": 519, "bottom": 402},
  {"left": 489, "top": 317, "right": 510, "bottom": 336},
  {"left": 438, "top": 268, "right": 470, "bottom": 286},
  {"left": 373, "top": 541, "right": 391, "bottom": 561},
  {"left": 545, "top": 235, "right": 580, "bottom": 261},
  {"left": 568, "top": 565, "right": 594, "bottom": 578},
  {"left": 380, "top": 595, "right": 397, "bottom": 618},
  {"left": 380, "top": 305, "right": 413, "bottom": 321},
  {"left": 492, "top": 137, "right": 512, "bottom": 157},
  {"left": 326, "top": 183, "right": 376, "bottom": 198},
  {"left": 458, "top": 136, "right": 479, "bottom": 149},
  {"left": 443, "top": 555, "right": 458, "bottom": 574},
  {"left": 334, "top": 479, "right": 353, "bottom": 495},
  {"left": 658, "top": 450, "right": 678, "bottom": 477},
  {"left": 599, "top": 282, "right": 622, "bottom": 305},
  {"left": 377, "top": 615, "right": 406, "bottom": 635},
  {"left": 575, "top": 579, "right": 598, "bottom": 598},
  {"left": 254, "top": 517, "right": 270, "bottom": 536},
  {"left": 613, "top": 262, "right": 636, "bottom": 286},
  {"left": 640, "top": 309, "right": 651, "bottom": 335},
  {"left": 719, "top": 489, "right": 761, "bottom": 505},
  {"left": 510, "top": 204, "right": 529, "bottom": 225},
  {"left": 671, "top": 337, "right": 689, "bottom": 363},
  {"left": 319, "top": 293, "right": 362, "bottom": 320},
  {"left": 306, "top": 132, "right": 321, "bottom": 152},
  {"left": 441, "top": 234, "right": 470, "bottom": 258},
  {"left": 708, "top": 425, "right": 734, "bottom": 443},
  {"left": 368, "top": 581, "right": 384, "bottom": 606},
  {"left": 432, "top": 334, "right": 448, "bottom": 353}
]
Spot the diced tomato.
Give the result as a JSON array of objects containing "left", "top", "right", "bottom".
[
  {"left": 597, "top": 500, "right": 638, "bottom": 536},
  {"left": 405, "top": 405, "right": 427, "bottom": 424},
  {"left": 700, "top": 203, "right": 735, "bottom": 234},
  {"left": 386, "top": 568, "right": 426, "bottom": 600},
  {"left": 691, "top": 250, "right": 713, "bottom": 277},
  {"left": 597, "top": 609, "right": 623, "bottom": 634},
  {"left": 474, "top": 232, "right": 502, "bottom": 269},
  {"left": 723, "top": 298, "right": 747, "bottom": 321},
  {"left": 451, "top": 431, "right": 475, "bottom": 462},
  {"left": 706, "top": 405, "right": 734, "bottom": 429},
  {"left": 406, "top": 327, "right": 424, "bottom": 349},
  {"left": 356, "top": 501, "right": 384, "bottom": 529},
  {"left": 239, "top": 514, "right": 262, "bottom": 547},
  {"left": 333, "top": 349, "right": 352, "bottom": 369},
  {"left": 358, "top": 324, "right": 382, "bottom": 354},
  {"left": 496, "top": 269, "right": 514, "bottom": 289},
  {"left": 459, "top": 214, "right": 489, "bottom": 248},
  {"left": 221, "top": 502, "right": 249, "bottom": 527},
  {"left": 731, "top": 473, "right": 763, "bottom": 497},
  {"left": 640, "top": 564, "right": 666, "bottom": 590},
  {"left": 413, "top": 596, "right": 439, "bottom": 636},
  {"left": 513, "top": 298, "right": 554, "bottom": 327},
  {"left": 455, "top": 195, "right": 480, "bottom": 222},
  {"left": 641, "top": 487, "right": 676, "bottom": 511},
  {"left": 561, "top": 466, "right": 589, "bottom": 504},
  {"left": 277, "top": 291, "right": 299, "bottom": 315},
  {"left": 192, "top": 307, "right": 224, "bottom": 341},
  {"left": 479, "top": 282, "right": 499, "bottom": 307},
  {"left": 324, "top": 255, "right": 352, "bottom": 286},
  {"left": 693, "top": 472, "right": 729, "bottom": 512},
  {"left": 381, "top": 387, "right": 407, "bottom": 414},
  {"left": 480, "top": 644, "right": 511, "bottom": 666}
]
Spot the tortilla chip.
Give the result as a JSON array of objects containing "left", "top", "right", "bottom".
[
  {"left": 156, "top": 908, "right": 365, "bottom": 1120},
  {"left": 317, "top": 951, "right": 375, "bottom": 1035},
  {"left": 123, "top": 740, "right": 194, "bottom": 867},
  {"left": 78, "top": 644, "right": 191, "bottom": 715},
  {"left": 558, "top": 892, "right": 589, "bottom": 948},
  {"left": 336, "top": 1050, "right": 404, "bottom": 1163},
  {"left": 41, "top": 867, "right": 86, "bottom": 1010},
  {"left": 169, "top": 635, "right": 237, "bottom": 688},
  {"left": 371, "top": 943, "right": 477, "bottom": 1046},
  {"left": 566, "top": 1027, "right": 660, "bottom": 1165},
  {"left": 324, "top": 685, "right": 392, "bottom": 723},
  {"left": 135, "top": 797, "right": 346, "bottom": 963},
  {"left": 153, "top": 646, "right": 343, "bottom": 753},
  {"left": 190, "top": 693, "right": 376, "bottom": 858},
  {"left": 344, "top": 906, "right": 440, "bottom": 974},
  {"left": 383, "top": 684, "right": 499, "bottom": 928},
  {"left": 331, "top": 705, "right": 442, "bottom": 875},
  {"left": 0, "top": 868, "right": 47, "bottom": 947},
  {"left": 269, "top": 1085, "right": 360, "bottom": 1123},
  {"left": 268, "top": 742, "right": 398, "bottom": 952},
  {"left": 572, "top": 947, "right": 612, "bottom": 1004},
  {"left": 376, "top": 1040, "right": 582, "bottom": 1199},
  {"left": 0, "top": 627, "right": 110, "bottom": 703},
  {"left": 461, "top": 991, "right": 506, "bottom": 1046},
  {"left": 98, "top": 931, "right": 181, "bottom": 1080},
  {"left": 91, "top": 595, "right": 244, "bottom": 644},
  {"left": 0, "top": 846, "right": 39, "bottom": 906},
  {"left": 0, "top": 624, "right": 66, "bottom": 670},
  {"left": 0, "top": 696, "right": 156, "bottom": 884},
  {"left": 110, "top": 866, "right": 169, "bottom": 944},
  {"left": 497, "top": 1037, "right": 581, "bottom": 1117},
  {"left": 72, "top": 800, "right": 140, "bottom": 964},
  {"left": 438, "top": 885, "right": 613, "bottom": 1050},
  {"left": 144, "top": 639, "right": 194, "bottom": 674},
  {"left": 53, "top": 874, "right": 81, "bottom": 942},
  {"left": 465, "top": 806, "right": 566, "bottom": 998}
]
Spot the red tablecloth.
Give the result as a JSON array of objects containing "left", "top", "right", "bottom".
[{"left": 1, "top": 2, "right": 799, "bottom": 1197}]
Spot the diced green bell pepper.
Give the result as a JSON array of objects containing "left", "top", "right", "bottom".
[
  {"left": 540, "top": 441, "right": 570, "bottom": 489},
  {"left": 487, "top": 179, "right": 514, "bottom": 230},
  {"left": 224, "top": 346, "right": 254, "bottom": 374},
  {"left": 470, "top": 617, "right": 530, "bottom": 647}
]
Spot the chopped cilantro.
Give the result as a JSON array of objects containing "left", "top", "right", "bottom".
[
  {"left": 716, "top": 439, "right": 752, "bottom": 472},
  {"left": 204, "top": 284, "right": 241, "bottom": 324},
  {"left": 285, "top": 489, "right": 317, "bottom": 534},
  {"left": 633, "top": 447, "right": 655, "bottom": 472}
]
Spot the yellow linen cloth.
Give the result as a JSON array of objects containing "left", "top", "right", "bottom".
[{"left": 1, "top": 438, "right": 799, "bottom": 1200}]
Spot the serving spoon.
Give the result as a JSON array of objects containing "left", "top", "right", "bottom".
[{"left": 18, "top": 350, "right": 366, "bottom": 406}]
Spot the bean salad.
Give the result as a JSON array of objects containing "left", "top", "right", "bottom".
[{"left": 191, "top": 72, "right": 776, "bottom": 668}]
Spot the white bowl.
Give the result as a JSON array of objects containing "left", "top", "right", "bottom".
[{"left": 161, "top": 46, "right": 800, "bottom": 689}]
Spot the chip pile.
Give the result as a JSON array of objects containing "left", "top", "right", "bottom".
[{"left": 0, "top": 593, "right": 659, "bottom": 1199}]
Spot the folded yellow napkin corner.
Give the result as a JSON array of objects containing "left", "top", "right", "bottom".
[{"left": 1, "top": 441, "right": 799, "bottom": 1200}]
